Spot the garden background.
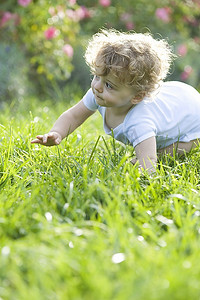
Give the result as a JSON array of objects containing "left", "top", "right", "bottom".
[
  {"left": 1, "top": 0, "right": 200, "bottom": 100},
  {"left": 1, "top": 0, "right": 200, "bottom": 299}
]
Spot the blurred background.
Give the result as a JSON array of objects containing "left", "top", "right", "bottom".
[{"left": 0, "top": 0, "right": 200, "bottom": 101}]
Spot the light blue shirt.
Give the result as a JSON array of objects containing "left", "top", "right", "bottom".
[{"left": 82, "top": 81, "right": 200, "bottom": 149}]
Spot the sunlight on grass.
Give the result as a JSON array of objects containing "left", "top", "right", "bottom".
[{"left": 1, "top": 96, "right": 200, "bottom": 299}]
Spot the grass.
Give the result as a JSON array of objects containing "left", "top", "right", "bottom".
[{"left": 1, "top": 91, "right": 200, "bottom": 300}]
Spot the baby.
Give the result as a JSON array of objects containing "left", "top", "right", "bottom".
[{"left": 31, "top": 29, "right": 200, "bottom": 173}]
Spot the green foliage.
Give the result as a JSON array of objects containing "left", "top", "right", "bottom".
[
  {"left": 0, "top": 0, "right": 80, "bottom": 97},
  {"left": 0, "top": 0, "right": 200, "bottom": 97},
  {"left": 0, "top": 43, "right": 29, "bottom": 99},
  {"left": 1, "top": 95, "right": 200, "bottom": 299},
  {"left": 77, "top": 0, "right": 200, "bottom": 88}
]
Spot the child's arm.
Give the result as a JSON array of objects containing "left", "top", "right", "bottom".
[
  {"left": 133, "top": 136, "right": 157, "bottom": 173},
  {"left": 31, "top": 100, "right": 95, "bottom": 146}
]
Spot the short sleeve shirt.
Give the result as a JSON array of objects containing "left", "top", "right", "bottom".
[{"left": 82, "top": 81, "right": 200, "bottom": 149}]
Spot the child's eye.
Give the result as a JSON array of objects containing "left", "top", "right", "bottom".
[{"left": 105, "top": 82, "right": 113, "bottom": 89}]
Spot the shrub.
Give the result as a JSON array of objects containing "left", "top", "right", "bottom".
[
  {"left": 77, "top": 0, "right": 200, "bottom": 89},
  {"left": 0, "top": 0, "right": 81, "bottom": 97},
  {"left": 0, "top": 43, "right": 30, "bottom": 99},
  {"left": 0, "top": 0, "right": 199, "bottom": 99}
]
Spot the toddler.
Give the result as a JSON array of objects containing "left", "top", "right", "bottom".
[{"left": 31, "top": 29, "right": 200, "bottom": 173}]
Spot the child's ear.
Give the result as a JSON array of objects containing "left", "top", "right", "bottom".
[
  {"left": 131, "top": 97, "right": 141, "bottom": 104},
  {"left": 131, "top": 92, "right": 145, "bottom": 104}
]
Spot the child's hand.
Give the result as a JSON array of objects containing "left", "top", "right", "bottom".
[{"left": 31, "top": 132, "right": 62, "bottom": 146}]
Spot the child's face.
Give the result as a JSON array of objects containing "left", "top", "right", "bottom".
[{"left": 91, "top": 70, "right": 139, "bottom": 110}]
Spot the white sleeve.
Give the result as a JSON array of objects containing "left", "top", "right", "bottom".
[
  {"left": 127, "top": 124, "right": 156, "bottom": 148},
  {"left": 82, "top": 88, "right": 98, "bottom": 111},
  {"left": 125, "top": 110, "right": 157, "bottom": 147}
]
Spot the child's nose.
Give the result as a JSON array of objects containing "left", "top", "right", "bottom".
[{"left": 94, "top": 79, "right": 103, "bottom": 93}]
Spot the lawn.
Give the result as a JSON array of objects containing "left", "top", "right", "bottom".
[{"left": 1, "top": 90, "right": 200, "bottom": 300}]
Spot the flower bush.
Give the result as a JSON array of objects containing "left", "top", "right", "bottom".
[
  {"left": 0, "top": 0, "right": 83, "bottom": 97},
  {"left": 0, "top": 0, "right": 200, "bottom": 98},
  {"left": 76, "top": 0, "right": 200, "bottom": 89}
]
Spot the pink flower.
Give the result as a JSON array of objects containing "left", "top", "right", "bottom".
[
  {"left": 66, "top": 9, "right": 77, "bottom": 21},
  {"left": 44, "top": 27, "right": 57, "bottom": 40},
  {"left": 0, "top": 12, "right": 12, "bottom": 27},
  {"left": 194, "top": 37, "right": 200, "bottom": 44},
  {"left": 63, "top": 44, "right": 74, "bottom": 58},
  {"left": 99, "top": 0, "right": 111, "bottom": 7},
  {"left": 76, "top": 6, "right": 91, "bottom": 20},
  {"left": 193, "top": 0, "right": 200, "bottom": 7},
  {"left": 177, "top": 44, "right": 187, "bottom": 57},
  {"left": 155, "top": 7, "right": 171, "bottom": 23},
  {"left": 180, "top": 65, "right": 193, "bottom": 81},
  {"left": 13, "top": 14, "right": 20, "bottom": 26},
  {"left": 18, "top": 0, "right": 32, "bottom": 7},
  {"left": 68, "top": 0, "right": 76, "bottom": 5},
  {"left": 120, "top": 13, "right": 132, "bottom": 22},
  {"left": 183, "top": 16, "right": 198, "bottom": 27},
  {"left": 119, "top": 13, "right": 134, "bottom": 30},
  {"left": 49, "top": 7, "right": 56, "bottom": 16},
  {"left": 0, "top": 11, "right": 20, "bottom": 27},
  {"left": 125, "top": 21, "right": 135, "bottom": 30}
]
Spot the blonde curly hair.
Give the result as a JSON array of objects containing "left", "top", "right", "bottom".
[{"left": 85, "top": 29, "right": 175, "bottom": 98}]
